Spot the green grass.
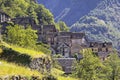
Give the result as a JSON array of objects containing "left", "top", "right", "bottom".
[
  {"left": 51, "top": 68, "right": 78, "bottom": 80},
  {"left": 1, "top": 42, "right": 46, "bottom": 58},
  {"left": 0, "top": 61, "right": 78, "bottom": 80},
  {"left": 0, "top": 61, "right": 42, "bottom": 77}
]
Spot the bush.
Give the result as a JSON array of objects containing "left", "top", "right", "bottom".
[
  {"left": 42, "top": 75, "right": 57, "bottom": 80},
  {"left": 52, "top": 54, "right": 64, "bottom": 58}
]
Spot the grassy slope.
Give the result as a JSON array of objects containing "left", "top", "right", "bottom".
[
  {"left": 0, "top": 42, "right": 78, "bottom": 80},
  {"left": 0, "top": 61, "right": 42, "bottom": 77},
  {"left": 52, "top": 68, "right": 78, "bottom": 80},
  {"left": 2, "top": 42, "right": 46, "bottom": 58}
]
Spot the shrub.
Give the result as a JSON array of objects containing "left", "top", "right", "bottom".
[{"left": 42, "top": 75, "right": 57, "bottom": 80}]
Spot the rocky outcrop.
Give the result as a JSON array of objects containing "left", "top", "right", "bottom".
[{"left": 29, "top": 57, "right": 52, "bottom": 73}]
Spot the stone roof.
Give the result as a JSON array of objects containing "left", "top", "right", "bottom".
[
  {"left": 59, "top": 32, "right": 85, "bottom": 39},
  {"left": 57, "top": 42, "right": 70, "bottom": 49},
  {"left": 71, "top": 32, "right": 85, "bottom": 39},
  {"left": 43, "top": 25, "right": 56, "bottom": 29},
  {"left": 12, "top": 16, "right": 34, "bottom": 21},
  {"left": 59, "top": 32, "right": 71, "bottom": 36}
]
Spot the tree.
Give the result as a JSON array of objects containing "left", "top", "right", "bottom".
[
  {"left": 6, "top": 25, "right": 38, "bottom": 47},
  {"left": 73, "top": 49, "right": 104, "bottom": 80},
  {"left": 27, "top": 1, "right": 38, "bottom": 24},
  {"left": 55, "top": 21, "right": 69, "bottom": 32},
  {"left": 104, "top": 52, "right": 120, "bottom": 80},
  {"left": 35, "top": 4, "right": 54, "bottom": 25}
]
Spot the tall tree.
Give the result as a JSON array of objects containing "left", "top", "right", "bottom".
[{"left": 73, "top": 49, "right": 104, "bottom": 80}]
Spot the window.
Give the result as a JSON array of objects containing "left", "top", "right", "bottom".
[
  {"left": 98, "top": 48, "right": 102, "bottom": 52},
  {"left": 106, "top": 48, "right": 108, "bottom": 52},
  {"left": 90, "top": 43, "right": 94, "bottom": 47}
]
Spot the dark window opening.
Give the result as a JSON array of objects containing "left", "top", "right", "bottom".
[
  {"left": 106, "top": 48, "right": 108, "bottom": 52},
  {"left": 98, "top": 48, "right": 102, "bottom": 52}
]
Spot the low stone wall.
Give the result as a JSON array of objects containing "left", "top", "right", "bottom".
[
  {"left": 29, "top": 57, "right": 51, "bottom": 73},
  {"left": 55, "top": 58, "right": 76, "bottom": 74},
  {"left": 0, "top": 75, "right": 39, "bottom": 80}
]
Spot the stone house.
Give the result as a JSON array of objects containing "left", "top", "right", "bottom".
[{"left": 88, "top": 42, "right": 113, "bottom": 60}]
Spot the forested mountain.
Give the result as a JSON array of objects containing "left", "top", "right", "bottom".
[
  {"left": 71, "top": 0, "right": 120, "bottom": 49},
  {"left": 38, "top": 0, "right": 101, "bottom": 26}
]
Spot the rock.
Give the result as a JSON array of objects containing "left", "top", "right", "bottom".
[
  {"left": 29, "top": 57, "right": 52, "bottom": 73},
  {"left": 3, "top": 75, "right": 10, "bottom": 80}
]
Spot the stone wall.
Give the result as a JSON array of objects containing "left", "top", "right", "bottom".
[
  {"left": 0, "top": 75, "right": 39, "bottom": 80},
  {"left": 29, "top": 57, "right": 51, "bottom": 73},
  {"left": 55, "top": 58, "right": 76, "bottom": 74}
]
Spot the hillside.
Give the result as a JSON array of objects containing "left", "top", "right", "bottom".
[
  {"left": 0, "top": 42, "right": 77, "bottom": 80},
  {"left": 71, "top": 0, "right": 120, "bottom": 50},
  {"left": 38, "top": 0, "right": 101, "bottom": 26}
]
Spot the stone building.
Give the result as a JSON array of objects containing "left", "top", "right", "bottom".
[
  {"left": 12, "top": 17, "right": 36, "bottom": 28},
  {"left": 88, "top": 41, "right": 113, "bottom": 60},
  {"left": 0, "top": 11, "right": 114, "bottom": 73},
  {"left": 0, "top": 11, "right": 113, "bottom": 59},
  {"left": 0, "top": 10, "right": 11, "bottom": 23},
  {"left": 38, "top": 25, "right": 113, "bottom": 59},
  {"left": 0, "top": 10, "right": 11, "bottom": 34}
]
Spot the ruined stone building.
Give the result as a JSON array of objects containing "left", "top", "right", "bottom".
[{"left": 0, "top": 10, "right": 113, "bottom": 60}]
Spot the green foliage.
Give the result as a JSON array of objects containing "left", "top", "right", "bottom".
[
  {"left": 52, "top": 54, "right": 64, "bottom": 58},
  {"left": 0, "top": 46, "right": 31, "bottom": 66},
  {"left": 35, "top": 4, "right": 55, "bottom": 25},
  {"left": 103, "top": 52, "right": 120, "bottom": 80},
  {"left": 73, "top": 49, "right": 104, "bottom": 80},
  {"left": 55, "top": 21, "right": 69, "bottom": 31},
  {"left": 6, "top": 25, "right": 37, "bottom": 47},
  {"left": 0, "top": 0, "right": 54, "bottom": 25},
  {"left": 72, "top": 49, "right": 120, "bottom": 80},
  {"left": 0, "top": 0, "right": 69, "bottom": 33}
]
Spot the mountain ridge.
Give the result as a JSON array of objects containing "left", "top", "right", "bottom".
[
  {"left": 71, "top": 0, "right": 120, "bottom": 49},
  {"left": 38, "top": 0, "right": 101, "bottom": 26}
]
